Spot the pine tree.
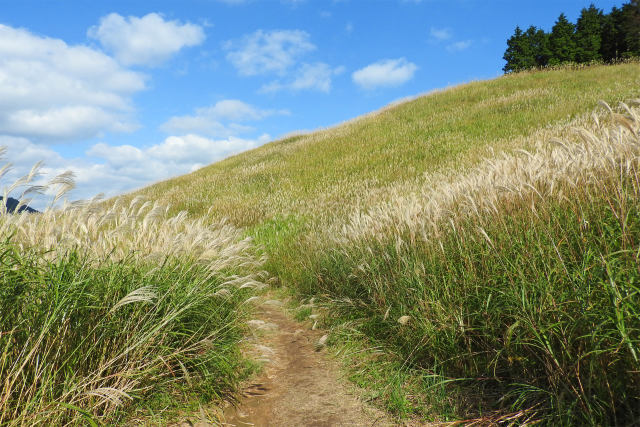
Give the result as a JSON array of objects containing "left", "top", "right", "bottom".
[
  {"left": 503, "top": 26, "right": 527, "bottom": 72},
  {"left": 503, "top": 26, "right": 550, "bottom": 72},
  {"left": 528, "top": 26, "right": 551, "bottom": 66},
  {"left": 549, "top": 13, "right": 577, "bottom": 65},
  {"left": 600, "top": 6, "right": 627, "bottom": 61},
  {"left": 575, "top": 4, "right": 604, "bottom": 62},
  {"left": 502, "top": 1, "right": 639, "bottom": 74},
  {"left": 621, "top": 0, "right": 640, "bottom": 56}
]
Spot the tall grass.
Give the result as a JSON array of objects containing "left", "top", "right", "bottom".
[
  {"left": 93, "top": 63, "right": 640, "bottom": 423},
  {"left": 292, "top": 102, "right": 640, "bottom": 424},
  {"left": 0, "top": 155, "right": 266, "bottom": 425}
]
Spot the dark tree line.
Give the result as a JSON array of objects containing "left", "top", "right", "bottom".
[{"left": 503, "top": 1, "right": 640, "bottom": 72}]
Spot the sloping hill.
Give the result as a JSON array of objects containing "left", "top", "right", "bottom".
[
  {"left": 133, "top": 63, "right": 640, "bottom": 229},
  {"left": 129, "top": 62, "right": 640, "bottom": 424}
]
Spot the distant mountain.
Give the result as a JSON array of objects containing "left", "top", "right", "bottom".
[{"left": 0, "top": 196, "right": 39, "bottom": 214}]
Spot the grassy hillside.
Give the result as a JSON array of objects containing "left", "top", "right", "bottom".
[
  {"left": 129, "top": 63, "right": 640, "bottom": 424},
  {"left": 136, "top": 63, "right": 640, "bottom": 229}
]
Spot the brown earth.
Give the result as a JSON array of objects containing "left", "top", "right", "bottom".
[{"left": 219, "top": 299, "right": 399, "bottom": 427}]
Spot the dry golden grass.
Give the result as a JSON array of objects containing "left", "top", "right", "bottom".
[{"left": 336, "top": 101, "right": 640, "bottom": 246}]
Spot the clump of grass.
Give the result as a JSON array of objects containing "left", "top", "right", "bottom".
[
  {"left": 294, "top": 102, "right": 640, "bottom": 424},
  {"left": 0, "top": 154, "right": 266, "bottom": 425}
]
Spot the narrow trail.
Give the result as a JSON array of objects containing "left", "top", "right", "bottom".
[{"left": 220, "top": 299, "right": 397, "bottom": 427}]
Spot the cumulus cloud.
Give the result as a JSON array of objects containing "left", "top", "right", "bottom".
[
  {"left": 160, "top": 100, "right": 289, "bottom": 136},
  {"left": 0, "top": 24, "right": 145, "bottom": 142},
  {"left": 89, "top": 134, "right": 265, "bottom": 173},
  {"left": 430, "top": 27, "right": 452, "bottom": 41},
  {"left": 224, "top": 29, "right": 315, "bottom": 76},
  {"left": 352, "top": 58, "right": 417, "bottom": 90},
  {"left": 260, "top": 63, "right": 344, "bottom": 93},
  {"left": 88, "top": 13, "right": 205, "bottom": 66},
  {"left": 1, "top": 133, "right": 269, "bottom": 204},
  {"left": 85, "top": 133, "right": 269, "bottom": 195}
]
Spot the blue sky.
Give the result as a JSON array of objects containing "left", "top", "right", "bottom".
[{"left": 0, "top": 0, "right": 623, "bottom": 202}]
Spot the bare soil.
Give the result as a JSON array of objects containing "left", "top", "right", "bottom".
[{"left": 220, "top": 299, "right": 398, "bottom": 427}]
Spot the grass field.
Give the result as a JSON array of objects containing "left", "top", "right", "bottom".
[
  {"left": 3, "top": 62, "right": 640, "bottom": 424},
  {"left": 124, "top": 62, "right": 640, "bottom": 424}
]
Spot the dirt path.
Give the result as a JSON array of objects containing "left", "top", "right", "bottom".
[{"left": 220, "top": 299, "right": 397, "bottom": 427}]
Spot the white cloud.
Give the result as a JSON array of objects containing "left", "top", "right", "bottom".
[
  {"left": 88, "top": 13, "right": 205, "bottom": 66},
  {"left": 260, "top": 63, "right": 343, "bottom": 93},
  {"left": 198, "top": 99, "right": 286, "bottom": 121},
  {"left": 160, "top": 100, "right": 289, "bottom": 136},
  {"left": 0, "top": 24, "right": 145, "bottom": 142},
  {"left": 447, "top": 40, "right": 472, "bottom": 52},
  {"left": 160, "top": 116, "right": 252, "bottom": 137},
  {"left": 430, "top": 27, "right": 452, "bottom": 41},
  {"left": 1, "top": 133, "right": 269, "bottom": 204},
  {"left": 84, "top": 133, "right": 270, "bottom": 195},
  {"left": 224, "top": 29, "right": 315, "bottom": 76},
  {"left": 352, "top": 58, "right": 417, "bottom": 90}
]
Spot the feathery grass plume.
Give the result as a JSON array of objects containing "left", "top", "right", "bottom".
[
  {"left": 295, "top": 102, "right": 640, "bottom": 424},
  {"left": 0, "top": 151, "right": 267, "bottom": 425},
  {"left": 110, "top": 286, "right": 158, "bottom": 313}
]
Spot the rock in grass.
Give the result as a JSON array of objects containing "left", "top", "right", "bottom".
[
  {"left": 315, "top": 334, "right": 329, "bottom": 351},
  {"left": 262, "top": 299, "right": 283, "bottom": 307},
  {"left": 397, "top": 315, "right": 411, "bottom": 325}
]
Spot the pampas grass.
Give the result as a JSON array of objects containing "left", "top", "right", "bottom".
[
  {"left": 297, "top": 102, "right": 640, "bottom": 424},
  {"left": 0, "top": 154, "right": 266, "bottom": 425}
]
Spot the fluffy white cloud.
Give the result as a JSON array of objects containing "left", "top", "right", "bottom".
[
  {"left": 85, "top": 133, "right": 269, "bottom": 195},
  {"left": 0, "top": 24, "right": 145, "bottom": 142},
  {"left": 352, "top": 58, "right": 417, "bottom": 90},
  {"left": 261, "top": 63, "right": 344, "bottom": 93},
  {"left": 430, "top": 27, "right": 452, "bottom": 41},
  {"left": 161, "top": 100, "right": 289, "bottom": 136},
  {"left": 225, "top": 29, "right": 315, "bottom": 76},
  {"left": 1, "top": 133, "right": 269, "bottom": 204},
  {"left": 88, "top": 13, "right": 205, "bottom": 66},
  {"left": 447, "top": 40, "right": 473, "bottom": 52}
]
